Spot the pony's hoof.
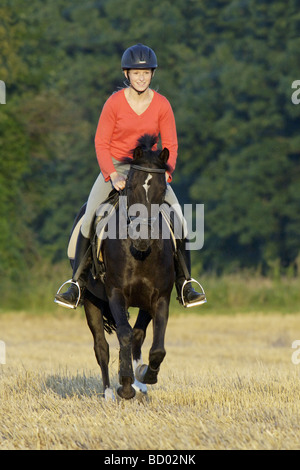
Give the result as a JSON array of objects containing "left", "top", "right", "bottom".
[
  {"left": 104, "top": 388, "right": 115, "bottom": 401},
  {"left": 135, "top": 364, "right": 148, "bottom": 384},
  {"left": 117, "top": 376, "right": 136, "bottom": 399},
  {"left": 117, "top": 385, "right": 136, "bottom": 400},
  {"left": 135, "top": 364, "right": 159, "bottom": 384}
]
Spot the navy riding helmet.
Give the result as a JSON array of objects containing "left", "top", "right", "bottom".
[{"left": 121, "top": 43, "right": 158, "bottom": 70}]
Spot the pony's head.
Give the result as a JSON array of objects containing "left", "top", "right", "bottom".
[
  {"left": 127, "top": 134, "right": 169, "bottom": 206},
  {"left": 126, "top": 134, "right": 169, "bottom": 257}
]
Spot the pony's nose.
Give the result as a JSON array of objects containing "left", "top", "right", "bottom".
[{"left": 132, "top": 237, "right": 150, "bottom": 252}]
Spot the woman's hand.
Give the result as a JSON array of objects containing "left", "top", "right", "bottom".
[{"left": 110, "top": 171, "right": 127, "bottom": 191}]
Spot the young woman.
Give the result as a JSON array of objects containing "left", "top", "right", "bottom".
[{"left": 55, "top": 44, "right": 206, "bottom": 308}]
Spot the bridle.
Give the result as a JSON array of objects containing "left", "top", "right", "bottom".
[
  {"left": 131, "top": 164, "right": 166, "bottom": 174},
  {"left": 122, "top": 163, "right": 166, "bottom": 232}
]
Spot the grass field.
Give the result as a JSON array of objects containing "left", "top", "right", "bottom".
[{"left": 0, "top": 309, "right": 299, "bottom": 450}]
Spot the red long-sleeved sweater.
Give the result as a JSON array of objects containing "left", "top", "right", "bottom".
[{"left": 94, "top": 89, "right": 178, "bottom": 181}]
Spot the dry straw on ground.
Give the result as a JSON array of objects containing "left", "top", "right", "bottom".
[{"left": 0, "top": 311, "right": 299, "bottom": 450}]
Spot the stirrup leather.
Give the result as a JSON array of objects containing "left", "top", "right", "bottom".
[
  {"left": 181, "top": 278, "right": 207, "bottom": 308},
  {"left": 54, "top": 279, "right": 81, "bottom": 309}
]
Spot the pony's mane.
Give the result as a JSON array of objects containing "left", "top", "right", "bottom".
[
  {"left": 122, "top": 133, "right": 170, "bottom": 171},
  {"left": 136, "top": 134, "right": 159, "bottom": 151}
]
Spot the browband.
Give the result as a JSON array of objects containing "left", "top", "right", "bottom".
[{"left": 131, "top": 164, "right": 166, "bottom": 174}]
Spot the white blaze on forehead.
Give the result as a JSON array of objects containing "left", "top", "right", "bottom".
[{"left": 143, "top": 174, "right": 152, "bottom": 201}]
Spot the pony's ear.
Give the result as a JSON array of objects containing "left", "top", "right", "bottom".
[
  {"left": 133, "top": 146, "right": 143, "bottom": 161},
  {"left": 160, "top": 147, "right": 169, "bottom": 163}
]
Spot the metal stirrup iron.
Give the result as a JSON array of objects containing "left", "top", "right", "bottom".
[
  {"left": 180, "top": 278, "right": 207, "bottom": 308},
  {"left": 176, "top": 248, "right": 207, "bottom": 307},
  {"left": 54, "top": 280, "right": 81, "bottom": 309}
]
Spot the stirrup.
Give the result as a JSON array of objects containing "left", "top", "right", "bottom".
[
  {"left": 181, "top": 278, "right": 207, "bottom": 308},
  {"left": 54, "top": 279, "right": 81, "bottom": 309}
]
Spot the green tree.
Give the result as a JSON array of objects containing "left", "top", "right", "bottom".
[{"left": 1, "top": 0, "right": 300, "bottom": 290}]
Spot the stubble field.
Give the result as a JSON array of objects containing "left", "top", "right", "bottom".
[{"left": 0, "top": 310, "right": 299, "bottom": 450}]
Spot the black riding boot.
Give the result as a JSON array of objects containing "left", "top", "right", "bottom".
[
  {"left": 54, "top": 232, "right": 91, "bottom": 309},
  {"left": 175, "top": 238, "right": 207, "bottom": 307}
]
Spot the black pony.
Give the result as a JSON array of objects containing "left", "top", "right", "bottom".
[{"left": 84, "top": 134, "right": 175, "bottom": 399}]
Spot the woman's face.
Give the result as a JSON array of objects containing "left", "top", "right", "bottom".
[{"left": 125, "top": 69, "right": 153, "bottom": 93}]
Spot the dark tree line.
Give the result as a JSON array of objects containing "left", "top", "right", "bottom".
[{"left": 1, "top": 0, "right": 300, "bottom": 285}]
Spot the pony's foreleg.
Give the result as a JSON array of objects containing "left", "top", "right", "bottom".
[
  {"left": 116, "top": 323, "right": 135, "bottom": 398},
  {"left": 84, "top": 297, "right": 114, "bottom": 400},
  {"left": 135, "top": 299, "right": 168, "bottom": 385},
  {"left": 132, "top": 309, "right": 152, "bottom": 394},
  {"left": 109, "top": 293, "right": 135, "bottom": 399}
]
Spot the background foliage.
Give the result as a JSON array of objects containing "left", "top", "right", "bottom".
[{"left": 1, "top": 0, "right": 300, "bottom": 308}]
